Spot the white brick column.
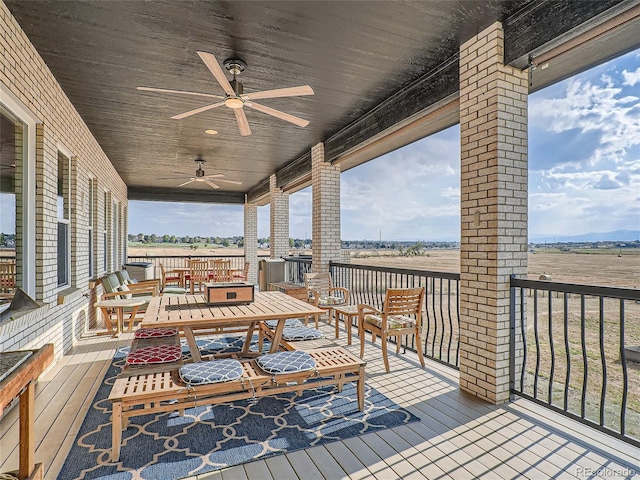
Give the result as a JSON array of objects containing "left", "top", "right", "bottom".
[
  {"left": 459, "top": 22, "right": 528, "bottom": 404},
  {"left": 311, "top": 142, "right": 341, "bottom": 273},
  {"left": 269, "top": 174, "right": 289, "bottom": 259},
  {"left": 244, "top": 201, "right": 258, "bottom": 284}
]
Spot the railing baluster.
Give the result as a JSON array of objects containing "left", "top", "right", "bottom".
[
  {"left": 580, "top": 294, "right": 588, "bottom": 419},
  {"left": 533, "top": 290, "right": 540, "bottom": 400},
  {"left": 619, "top": 299, "right": 627, "bottom": 436},
  {"left": 548, "top": 290, "right": 555, "bottom": 405},
  {"left": 438, "top": 277, "right": 444, "bottom": 361},
  {"left": 563, "top": 292, "right": 570, "bottom": 412},
  {"left": 599, "top": 297, "right": 606, "bottom": 427},
  {"left": 447, "top": 278, "right": 453, "bottom": 365},
  {"left": 519, "top": 286, "right": 527, "bottom": 392}
]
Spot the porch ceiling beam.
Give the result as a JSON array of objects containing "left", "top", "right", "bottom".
[
  {"left": 257, "top": 0, "right": 634, "bottom": 195},
  {"left": 127, "top": 186, "right": 245, "bottom": 204},
  {"left": 246, "top": 178, "right": 270, "bottom": 205}
]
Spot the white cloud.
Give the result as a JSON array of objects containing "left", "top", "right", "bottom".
[
  {"left": 622, "top": 67, "right": 640, "bottom": 86},
  {"left": 529, "top": 78, "right": 640, "bottom": 166}
]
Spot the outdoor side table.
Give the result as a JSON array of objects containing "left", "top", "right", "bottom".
[
  {"left": 333, "top": 304, "right": 359, "bottom": 344},
  {"left": 95, "top": 298, "right": 145, "bottom": 337}
]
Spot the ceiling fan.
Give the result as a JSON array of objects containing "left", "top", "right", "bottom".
[
  {"left": 158, "top": 157, "right": 242, "bottom": 189},
  {"left": 137, "top": 51, "right": 314, "bottom": 136}
]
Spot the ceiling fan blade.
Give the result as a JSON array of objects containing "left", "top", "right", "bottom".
[
  {"left": 178, "top": 179, "right": 195, "bottom": 187},
  {"left": 204, "top": 179, "right": 221, "bottom": 189},
  {"left": 137, "top": 86, "right": 223, "bottom": 100},
  {"left": 242, "top": 85, "right": 314, "bottom": 101},
  {"left": 202, "top": 173, "right": 225, "bottom": 179},
  {"left": 171, "top": 101, "right": 225, "bottom": 120},
  {"left": 234, "top": 108, "right": 252, "bottom": 136},
  {"left": 213, "top": 178, "right": 242, "bottom": 185},
  {"left": 246, "top": 102, "right": 309, "bottom": 127},
  {"left": 197, "top": 51, "right": 235, "bottom": 96}
]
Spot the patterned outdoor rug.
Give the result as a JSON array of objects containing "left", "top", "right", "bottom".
[{"left": 57, "top": 336, "right": 419, "bottom": 480}]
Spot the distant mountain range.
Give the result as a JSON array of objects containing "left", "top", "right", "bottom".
[{"left": 528, "top": 230, "right": 640, "bottom": 243}]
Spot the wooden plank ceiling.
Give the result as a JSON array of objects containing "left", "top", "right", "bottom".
[{"left": 4, "top": 0, "right": 636, "bottom": 203}]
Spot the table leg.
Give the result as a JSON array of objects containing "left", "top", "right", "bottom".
[
  {"left": 126, "top": 305, "right": 141, "bottom": 331},
  {"left": 116, "top": 307, "right": 124, "bottom": 337},
  {"left": 242, "top": 322, "right": 257, "bottom": 356},
  {"left": 99, "top": 307, "right": 115, "bottom": 336},
  {"left": 183, "top": 327, "right": 201, "bottom": 362},
  {"left": 269, "top": 318, "right": 285, "bottom": 353}
]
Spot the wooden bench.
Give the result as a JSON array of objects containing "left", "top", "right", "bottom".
[{"left": 108, "top": 347, "right": 366, "bottom": 461}]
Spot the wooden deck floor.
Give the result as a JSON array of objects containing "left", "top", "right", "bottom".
[{"left": 1, "top": 321, "right": 638, "bottom": 480}]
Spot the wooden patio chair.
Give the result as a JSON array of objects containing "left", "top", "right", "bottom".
[
  {"left": 158, "top": 263, "right": 187, "bottom": 295},
  {"left": 189, "top": 259, "right": 209, "bottom": 294},
  {"left": 304, "top": 272, "right": 349, "bottom": 328},
  {"left": 0, "top": 260, "right": 16, "bottom": 294},
  {"left": 358, "top": 287, "right": 425, "bottom": 373},
  {"left": 209, "top": 259, "right": 231, "bottom": 282},
  {"left": 231, "top": 261, "right": 250, "bottom": 282}
]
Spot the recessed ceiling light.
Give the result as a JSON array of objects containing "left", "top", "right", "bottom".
[{"left": 205, "top": 129, "right": 218, "bottom": 135}]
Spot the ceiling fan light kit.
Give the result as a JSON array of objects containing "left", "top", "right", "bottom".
[
  {"left": 157, "top": 156, "right": 242, "bottom": 190},
  {"left": 137, "top": 51, "right": 314, "bottom": 136}
]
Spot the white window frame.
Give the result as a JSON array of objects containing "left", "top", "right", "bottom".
[
  {"left": 57, "top": 145, "right": 72, "bottom": 289},
  {"left": 88, "top": 178, "right": 94, "bottom": 277},
  {"left": 0, "top": 84, "right": 40, "bottom": 297}
]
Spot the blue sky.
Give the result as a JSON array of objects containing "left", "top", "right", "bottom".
[{"left": 89, "top": 49, "right": 640, "bottom": 240}]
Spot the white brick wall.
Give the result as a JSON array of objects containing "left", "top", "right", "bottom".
[
  {"left": 244, "top": 202, "right": 258, "bottom": 284},
  {"left": 269, "top": 174, "right": 289, "bottom": 259},
  {"left": 311, "top": 142, "right": 341, "bottom": 273},
  {"left": 0, "top": 3, "right": 128, "bottom": 360},
  {"left": 459, "top": 21, "right": 528, "bottom": 404}
]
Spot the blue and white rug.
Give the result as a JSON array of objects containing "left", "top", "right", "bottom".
[{"left": 57, "top": 336, "right": 419, "bottom": 480}]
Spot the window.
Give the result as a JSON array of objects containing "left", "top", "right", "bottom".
[
  {"left": 103, "top": 191, "right": 108, "bottom": 272},
  {"left": 88, "top": 179, "right": 94, "bottom": 277},
  {"left": 112, "top": 200, "right": 119, "bottom": 270},
  {"left": 57, "top": 151, "right": 71, "bottom": 288},
  {"left": 0, "top": 86, "right": 38, "bottom": 298}
]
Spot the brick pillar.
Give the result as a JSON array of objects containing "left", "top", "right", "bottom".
[
  {"left": 459, "top": 22, "right": 528, "bottom": 404},
  {"left": 311, "top": 142, "right": 341, "bottom": 273},
  {"left": 244, "top": 201, "right": 258, "bottom": 284},
  {"left": 269, "top": 174, "right": 289, "bottom": 259}
]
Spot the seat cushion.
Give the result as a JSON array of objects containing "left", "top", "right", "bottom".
[
  {"left": 318, "top": 295, "right": 344, "bottom": 306},
  {"left": 162, "top": 286, "right": 187, "bottom": 295},
  {"left": 256, "top": 350, "right": 316, "bottom": 375},
  {"left": 364, "top": 314, "right": 416, "bottom": 329},
  {"left": 116, "top": 284, "right": 132, "bottom": 299},
  {"left": 264, "top": 318, "right": 304, "bottom": 329},
  {"left": 126, "top": 344, "right": 182, "bottom": 365},
  {"left": 281, "top": 327, "right": 324, "bottom": 341},
  {"left": 134, "top": 327, "right": 178, "bottom": 339},
  {"left": 179, "top": 359, "right": 244, "bottom": 386}
]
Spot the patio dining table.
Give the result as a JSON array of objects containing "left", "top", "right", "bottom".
[{"left": 140, "top": 291, "right": 324, "bottom": 361}]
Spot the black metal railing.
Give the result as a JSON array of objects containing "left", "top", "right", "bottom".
[
  {"left": 283, "top": 257, "right": 312, "bottom": 285},
  {"left": 330, "top": 262, "right": 460, "bottom": 369},
  {"left": 127, "top": 254, "right": 269, "bottom": 277},
  {"left": 510, "top": 277, "right": 640, "bottom": 448}
]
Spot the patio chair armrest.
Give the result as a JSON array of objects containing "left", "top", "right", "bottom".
[
  {"left": 330, "top": 287, "right": 350, "bottom": 302},
  {"left": 357, "top": 303, "right": 381, "bottom": 318},
  {"left": 128, "top": 280, "right": 160, "bottom": 295},
  {"left": 307, "top": 288, "right": 321, "bottom": 306},
  {"left": 126, "top": 284, "right": 158, "bottom": 295}
]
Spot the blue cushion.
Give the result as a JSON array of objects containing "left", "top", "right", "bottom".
[
  {"left": 179, "top": 359, "right": 243, "bottom": 385},
  {"left": 264, "top": 318, "right": 304, "bottom": 329},
  {"left": 281, "top": 327, "right": 324, "bottom": 341},
  {"left": 256, "top": 350, "right": 316, "bottom": 375}
]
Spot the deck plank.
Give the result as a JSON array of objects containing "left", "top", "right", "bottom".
[{"left": 2, "top": 322, "right": 638, "bottom": 479}]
